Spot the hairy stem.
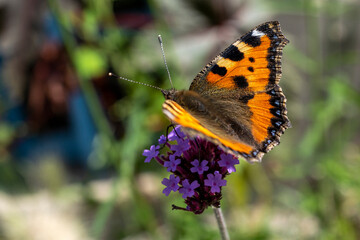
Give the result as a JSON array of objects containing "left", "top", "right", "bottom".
[{"left": 212, "top": 206, "right": 230, "bottom": 240}]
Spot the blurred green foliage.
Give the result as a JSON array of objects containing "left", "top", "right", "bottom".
[{"left": 0, "top": 0, "right": 359, "bottom": 239}]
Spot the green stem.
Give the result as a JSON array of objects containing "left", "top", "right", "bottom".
[{"left": 212, "top": 206, "right": 230, "bottom": 240}]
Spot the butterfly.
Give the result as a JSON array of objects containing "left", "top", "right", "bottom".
[{"left": 161, "top": 21, "right": 291, "bottom": 163}]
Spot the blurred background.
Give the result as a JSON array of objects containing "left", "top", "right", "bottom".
[{"left": 0, "top": 0, "right": 359, "bottom": 239}]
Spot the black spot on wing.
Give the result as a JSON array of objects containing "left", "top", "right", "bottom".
[
  {"left": 268, "top": 88, "right": 277, "bottom": 96},
  {"left": 232, "top": 75, "right": 248, "bottom": 88},
  {"left": 269, "top": 72, "right": 276, "bottom": 85},
  {"left": 261, "top": 139, "right": 273, "bottom": 152},
  {"left": 221, "top": 45, "right": 244, "bottom": 61},
  {"left": 248, "top": 67, "right": 254, "bottom": 72},
  {"left": 239, "top": 94, "right": 254, "bottom": 104},
  {"left": 211, "top": 64, "right": 227, "bottom": 76},
  {"left": 257, "top": 23, "right": 275, "bottom": 37},
  {"left": 251, "top": 150, "right": 259, "bottom": 157},
  {"left": 268, "top": 88, "right": 285, "bottom": 107},
  {"left": 271, "top": 118, "right": 285, "bottom": 130},
  {"left": 241, "top": 32, "right": 261, "bottom": 47},
  {"left": 241, "top": 152, "right": 251, "bottom": 159},
  {"left": 268, "top": 127, "right": 278, "bottom": 137},
  {"left": 249, "top": 57, "right": 255, "bottom": 62},
  {"left": 270, "top": 107, "right": 282, "bottom": 118}
]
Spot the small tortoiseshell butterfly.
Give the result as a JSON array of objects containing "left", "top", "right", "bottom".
[{"left": 162, "top": 21, "right": 291, "bottom": 163}]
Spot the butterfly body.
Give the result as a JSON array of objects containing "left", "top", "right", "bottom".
[{"left": 162, "top": 21, "right": 290, "bottom": 162}]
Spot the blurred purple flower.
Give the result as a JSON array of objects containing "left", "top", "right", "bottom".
[
  {"left": 218, "top": 153, "right": 239, "bottom": 173},
  {"left": 158, "top": 135, "right": 167, "bottom": 145},
  {"left": 143, "top": 145, "right": 159, "bottom": 163},
  {"left": 204, "top": 171, "right": 227, "bottom": 193},
  {"left": 162, "top": 174, "right": 180, "bottom": 196},
  {"left": 179, "top": 179, "right": 200, "bottom": 199},
  {"left": 190, "top": 159, "right": 209, "bottom": 174}
]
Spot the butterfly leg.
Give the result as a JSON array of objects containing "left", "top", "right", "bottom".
[
  {"left": 159, "top": 123, "right": 177, "bottom": 150},
  {"left": 171, "top": 124, "right": 181, "bottom": 138}
]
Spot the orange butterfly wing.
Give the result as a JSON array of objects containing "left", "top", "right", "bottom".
[{"left": 163, "top": 21, "right": 290, "bottom": 162}]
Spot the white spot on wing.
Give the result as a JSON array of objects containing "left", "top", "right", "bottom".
[
  {"left": 251, "top": 29, "right": 265, "bottom": 37},
  {"left": 162, "top": 108, "right": 175, "bottom": 120}
]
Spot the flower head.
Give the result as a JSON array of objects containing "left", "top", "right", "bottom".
[
  {"left": 162, "top": 174, "right": 180, "bottom": 196},
  {"left": 143, "top": 145, "right": 159, "bottom": 163},
  {"left": 218, "top": 153, "right": 239, "bottom": 173},
  {"left": 143, "top": 126, "right": 239, "bottom": 214}
]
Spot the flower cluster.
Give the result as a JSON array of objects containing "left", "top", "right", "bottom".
[{"left": 143, "top": 126, "right": 239, "bottom": 214}]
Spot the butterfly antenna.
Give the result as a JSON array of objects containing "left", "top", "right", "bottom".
[
  {"left": 108, "top": 73, "right": 164, "bottom": 91},
  {"left": 158, "top": 35, "right": 174, "bottom": 89}
]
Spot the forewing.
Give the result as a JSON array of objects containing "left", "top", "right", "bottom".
[{"left": 186, "top": 21, "right": 291, "bottom": 161}]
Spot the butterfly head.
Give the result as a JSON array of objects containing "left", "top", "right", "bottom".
[{"left": 161, "top": 88, "right": 177, "bottom": 100}]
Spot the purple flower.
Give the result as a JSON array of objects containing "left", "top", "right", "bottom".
[
  {"left": 190, "top": 159, "right": 209, "bottom": 174},
  {"left": 158, "top": 135, "right": 167, "bottom": 145},
  {"left": 204, "top": 171, "right": 227, "bottom": 193},
  {"left": 164, "top": 155, "right": 181, "bottom": 172},
  {"left": 168, "top": 126, "right": 186, "bottom": 141},
  {"left": 143, "top": 126, "right": 237, "bottom": 214},
  {"left": 218, "top": 153, "right": 239, "bottom": 173},
  {"left": 143, "top": 145, "right": 160, "bottom": 163},
  {"left": 162, "top": 174, "right": 180, "bottom": 196},
  {"left": 179, "top": 179, "right": 200, "bottom": 199},
  {"left": 170, "top": 138, "right": 190, "bottom": 156}
]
